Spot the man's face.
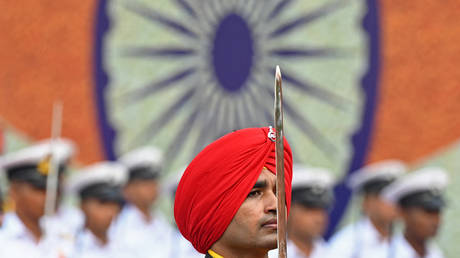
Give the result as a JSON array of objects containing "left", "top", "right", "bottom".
[
  {"left": 402, "top": 207, "right": 441, "bottom": 240},
  {"left": 288, "top": 204, "right": 328, "bottom": 240},
  {"left": 81, "top": 199, "right": 121, "bottom": 235},
  {"left": 217, "top": 168, "right": 278, "bottom": 252},
  {"left": 363, "top": 195, "right": 398, "bottom": 225},
  {"left": 123, "top": 179, "right": 159, "bottom": 208},
  {"left": 10, "top": 182, "right": 46, "bottom": 220}
]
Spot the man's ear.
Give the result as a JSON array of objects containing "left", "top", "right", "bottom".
[
  {"left": 122, "top": 184, "right": 132, "bottom": 199},
  {"left": 8, "top": 182, "right": 20, "bottom": 202},
  {"left": 80, "top": 199, "right": 89, "bottom": 213},
  {"left": 361, "top": 194, "right": 371, "bottom": 213},
  {"left": 399, "top": 206, "right": 410, "bottom": 221}
]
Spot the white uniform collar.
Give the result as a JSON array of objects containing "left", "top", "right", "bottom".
[
  {"left": 118, "top": 204, "right": 167, "bottom": 228},
  {"left": 78, "top": 228, "right": 110, "bottom": 249},
  {"left": 391, "top": 233, "right": 443, "bottom": 258},
  {"left": 360, "top": 217, "right": 389, "bottom": 243},
  {"left": 2, "top": 212, "right": 39, "bottom": 242},
  {"left": 128, "top": 204, "right": 150, "bottom": 220}
]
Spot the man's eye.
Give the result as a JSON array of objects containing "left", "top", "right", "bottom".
[{"left": 247, "top": 190, "right": 262, "bottom": 198}]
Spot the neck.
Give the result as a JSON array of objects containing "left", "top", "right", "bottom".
[
  {"left": 369, "top": 217, "right": 391, "bottom": 239},
  {"left": 16, "top": 210, "right": 42, "bottom": 242},
  {"left": 404, "top": 231, "right": 427, "bottom": 257},
  {"left": 211, "top": 246, "right": 268, "bottom": 258},
  {"left": 134, "top": 204, "right": 152, "bottom": 222},
  {"left": 289, "top": 234, "right": 314, "bottom": 257},
  {"left": 87, "top": 225, "right": 109, "bottom": 245}
]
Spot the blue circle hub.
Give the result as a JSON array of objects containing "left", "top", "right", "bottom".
[{"left": 212, "top": 13, "right": 254, "bottom": 92}]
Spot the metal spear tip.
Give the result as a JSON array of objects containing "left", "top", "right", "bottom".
[{"left": 275, "top": 65, "right": 282, "bottom": 81}]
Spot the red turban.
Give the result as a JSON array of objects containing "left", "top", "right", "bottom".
[{"left": 174, "top": 127, "right": 293, "bottom": 253}]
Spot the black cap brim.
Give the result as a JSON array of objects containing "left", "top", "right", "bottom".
[
  {"left": 292, "top": 187, "right": 334, "bottom": 209},
  {"left": 128, "top": 166, "right": 160, "bottom": 182},
  {"left": 80, "top": 183, "right": 125, "bottom": 205},
  {"left": 7, "top": 164, "right": 67, "bottom": 190},
  {"left": 400, "top": 190, "right": 446, "bottom": 211}
]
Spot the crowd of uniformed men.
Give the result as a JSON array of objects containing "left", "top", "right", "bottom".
[{"left": 0, "top": 137, "right": 448, "bottom": 258}]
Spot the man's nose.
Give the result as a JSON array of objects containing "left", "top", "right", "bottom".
[{"left": 265, "top": 190, "right": 277, "bottom": 214}]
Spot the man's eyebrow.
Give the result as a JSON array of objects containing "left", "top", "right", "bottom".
[{"left": 252, "top": 180, "right": 267, "bottom": 189}]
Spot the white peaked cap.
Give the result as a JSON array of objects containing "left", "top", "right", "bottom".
[
  {"left": 67, "top": 161, "right": 128, "bottom": 194},
  {"left": 119, "top": 146, "right": 163, "bottom": 170},
  {"left": 348, "top": 159, "right": 407, "bottom": 191},
  {"left": 292, "top": 164, "right": 335, "bottom": 190},
  {"left": 382, "top": 167, "right": 448, "bottom": 204},
  {"left": 0, "top": 138, "right": 76, "bottom": 170}
]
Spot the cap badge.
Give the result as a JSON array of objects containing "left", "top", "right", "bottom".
[{"left": 37, "top": 155, "right": 51, "bottom": 176}]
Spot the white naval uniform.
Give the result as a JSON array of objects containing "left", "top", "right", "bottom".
[
  {"left": 389, "top": 233, "right": 443, "bottom": 258},
  {"left": 110, "top": 204, "right": 175, "bottom": 258},
  {"left": 1, "top": 206, "right": 82, "bottom": 236},
  {"left": 70, "top": 228, "right": 140, "bottom": 258},
  {"left": 0, "top": 213, "right": 73, "bottom": 258},
  {"left": 327, "top": 217, "right": 391, "bottom": 258},
  {"left": 51, "top": 206, "right": 84, "bottom": 233},
  {"left": 268, "top": 239, "right": 328, "bottom": 258},
  {"left": 40, "top": 205, "right": 84, "bottom": 240},
  {"left": 1, "top": 212, "right": 21, "bottom": 235}
]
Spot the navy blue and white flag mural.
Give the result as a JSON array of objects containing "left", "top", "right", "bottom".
[{"left": 97, "top": 0, "right": 379, "bottom": 236}]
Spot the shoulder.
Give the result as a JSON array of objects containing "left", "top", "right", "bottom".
[
  {"left": 325, "top": 223, "right": 359, "bottom": 257},
  {"left": 109, "top": 206, "right": 139, "bottom": 236},
  {"left": 312, "top": 238, "right": 329, "bottom": 257},
  {"left": 0, "top": 230, "right": 8, "bottom": 245},
  {"left": 390, "top": 233, "right": 420, "bottom": 258},
  {"left": 0, "top": 233, "right": 36, "bottom": 257},
  {"left": 1, "top": 212, "right": 22, "bottom": 234},
  {"left": 427, "top": 242, "right": 444, "bottom": 258},
  {"left": 116, "top": 205, "right": 135, "bottom": 223},
  {"left": 153, "top": 212, "right": 174, "bottom": 231},
  {"left": 328, "top": 222, "right": 357, "bottom": 245}
]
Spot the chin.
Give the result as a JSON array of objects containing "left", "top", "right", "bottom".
[
  {"left": 259, "top": 233, "right": 278, "bottom": 250},
  {"left": 428, "top": 230, "right": 438, "bottom": 238},
  {"left": 268, "top": 242, "right": 278, "bottom": 250}
]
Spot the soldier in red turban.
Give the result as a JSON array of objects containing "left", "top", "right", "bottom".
[{"left": 174, "top": 127, "right": 293, "bottom": 257}]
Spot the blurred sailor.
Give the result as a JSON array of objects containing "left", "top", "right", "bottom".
[
  {"left": 0, "top": 138, "right": 75, "bottom": 257},
  {"left": 327, "top": 160, "right": 406, "bottom": 258},
  {"left": 269, "top": 165, "right": 334, "bottom": 258},
  {"left": 68, "top": 161, "right": 139, "bottom": 258},
  {"left": 382, "top": 167, "right": 447, "bottom": 258},
  {"left": 111, "top": 146, "right": 173, "bottom": 257}
]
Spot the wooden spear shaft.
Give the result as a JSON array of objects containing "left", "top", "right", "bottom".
[
  {"left": 44, "top": 101, "right": 63, "bottom": 218},
  {"left": 274, "top": 65, "right": 287, "bottom": 258}
]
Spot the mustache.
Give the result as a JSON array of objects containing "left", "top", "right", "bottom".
[{"left": 260, "top": 215, "right": 277, "bottom": 227}]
